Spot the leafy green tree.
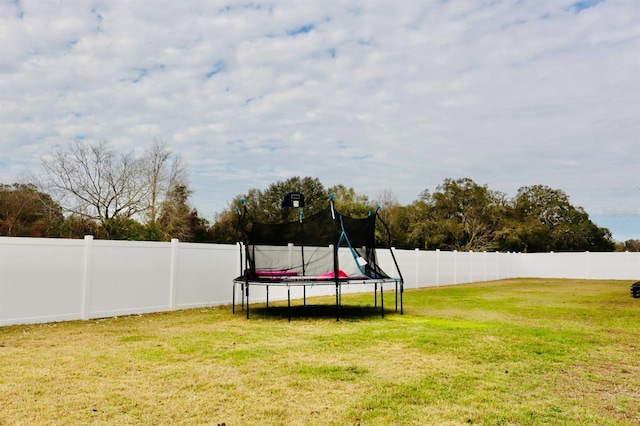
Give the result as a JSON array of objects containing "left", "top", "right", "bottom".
[
  {"left": 190, "top": 214, "right": 216, "bottom": 243},
  {"left": 513, "top": 185, "right": 572, "bottom": 228},
  {"left": 617, "top": 239, "right": 640, "bottom": 252},
  {"left": 260, "top": 176, "right": 329, "bottom": 223},
  {"left": 228, "top": 176, "right": 329, "bottom": 224},
  {"left": 101, "top": 217, "right": 156, "bottom": 241},
  {"left": 58, "top": 215, "right": 103, "bottom": 239},
  {"left": 426, "top": 178, "right": 505, "bottom": 251},
  {"left": 157, "top": 184, "right": 195, "bottom": 241},
  {"left": 374, "top": 203, "right": 411, "bottom": 249},
  {"left": 328, "top": 184, "right": 371, "bottom": 217},
  {"left": 508, "top": 185, "right": 613, "bottom": 252},
  {"left": 497, "top": 214, "right": 548, "bottom": 252},
  {"left": 210, "top": 209, "right": 243, "bottom": 244},
  {"left": 374, "top": 189, "right": 433, "bottom": 250},
  {"left": 0, "top": 183, "right": 64, "bottom": 237},
  {"left": 397, "top": 190, "right": 435, "bottom": 249},
  {"left": 212, "top": 177, "right": 381, "bottom": 243}
]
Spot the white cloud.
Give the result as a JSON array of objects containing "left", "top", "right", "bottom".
[{"left": 1, "top": 0, "right": 639, "bottom": 239}]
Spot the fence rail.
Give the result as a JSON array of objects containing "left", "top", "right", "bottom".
[{"left": 1, "top": 236, "right": 638, "bottom": 326}]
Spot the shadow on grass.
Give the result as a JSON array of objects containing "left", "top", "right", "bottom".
[{"left": 245, "top": 303, "right": 388, "bottom": 321}]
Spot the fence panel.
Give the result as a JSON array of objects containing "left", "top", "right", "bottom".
[
  {"left": 88, "top": 240, "right": 173, "bottom": 318},
  {"left": 175, "top": 242, "right": 240, "bottom": 308},
  {"left": 0, "top": 238, "right": 86, "bottom": 325}
]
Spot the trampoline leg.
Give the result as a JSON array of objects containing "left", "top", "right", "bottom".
[
  {"left": 266, "top": 285, "right": 269, "bottom": 308},
  {"left": 395, "top": 281, "right": 398, "bottom": 312},
  {"left": 401, "top": 282, "right": 404, "bottom": 315},
  {"left": 233, "top": 282, "right": 236, "bottom": 314},
  {"left": 374, "top": 283, "right": 378, "bottom": 307},
  {"left": 246, "top": 283, "right": 250, "bottom": 319},
  {"left": 381, "top": 284, "right": 384, "bottom": 318},
  {"left": 303, "top": 286, "right": 306, "bottom": 306},
  {"left": 288, "top": 288, "right": 291, "bottom": 322},
  {"left": 335, "top": 283, "right": 340, "bottom": 322}
]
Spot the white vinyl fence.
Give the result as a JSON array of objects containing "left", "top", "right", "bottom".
[{"left": 1, "top": 236, "right": 639, "bottom": 326}]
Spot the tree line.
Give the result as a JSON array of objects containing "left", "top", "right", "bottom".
[
  {"left": 1, "top": 140, "right": 637, "bottom": 252},
  {"left": 211, "top": 176, "right": 626, "bottom": 252}
]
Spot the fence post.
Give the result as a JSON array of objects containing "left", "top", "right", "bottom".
[
  {"left": 453, "top": 250, "right": 458, "bottom": 285},
  {"left": 483, "top": 251, "right": 487, "bottom": 281},
  {"left": 169, "top": 239, "right": 179, "bottom": 310},
  {"left": 414, "top": 248, "right": 419, "bottom": 288},
  {"left": 584, "top": 251, "right": 590, "bottom": 279},
  {"left": 435, "top": 249, "right": 440, "bottom": 286},
  {"left": 81, "top": 235, "right": 94, "bottom": 320}
]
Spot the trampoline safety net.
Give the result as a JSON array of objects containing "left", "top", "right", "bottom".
[{"left": 233, "top": 197, "right": 404, "bottom": 319}]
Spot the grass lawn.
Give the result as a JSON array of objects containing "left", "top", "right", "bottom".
[{"left": 1, "top": 278, "right": 638, "bottom": 425}]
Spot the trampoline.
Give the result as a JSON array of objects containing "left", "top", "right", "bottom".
[{"left": 233, "top": 193, "right": 404, "bottom": 320}]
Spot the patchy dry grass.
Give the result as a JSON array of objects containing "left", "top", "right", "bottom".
[{"left": 0, "top": 279, "right": 638, "bottom": 425}]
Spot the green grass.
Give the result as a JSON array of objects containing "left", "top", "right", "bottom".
[{"left": 1, "top": 279, "right": 638, "bottom": 425}]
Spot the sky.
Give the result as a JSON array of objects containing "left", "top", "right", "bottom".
[{"left": 1, "top": 0, "right": 639, "bottom": 241}]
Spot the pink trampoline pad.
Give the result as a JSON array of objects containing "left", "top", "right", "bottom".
[{"left": 317, "top": 270, "right": 349, "bottom": 280}]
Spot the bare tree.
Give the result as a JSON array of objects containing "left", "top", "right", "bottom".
[
  {"left": 142, "top": 140, "right": 187, "bottom": 224},
  {"left": 41, "top": 139, "right": 191, "bottom": 240},
  {"left": 374, "top": 188, "right": 399, "bottom": 211},
  {"left": 41, "top": 140, "right": 149, "bottom": 224}
]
